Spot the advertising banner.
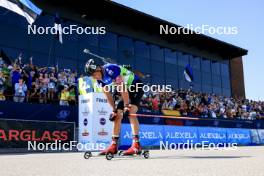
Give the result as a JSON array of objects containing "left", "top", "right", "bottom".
[
  {"left": 0, "top": 119, "right": 74, "bottom": 148},
  {"left": 226, "top": 128, "right": 251, "bottom": 145},
  {"left": 257, "top": 129, "right": 264, "bottom": 144},
  {"left": 250, "top": 129, "right": 260, "bottom": 144},
  {"left": 163, "top": 126, "right": 199, "bottom": 144},
  {"left": 78, "top": 93, "right": 112, "bottom": 151},
  {"left": 120, "top": 124, "right": 164, "bottom": 147},
  {"left": 197, "top": 127, "right": 227, "bottom": 144}
]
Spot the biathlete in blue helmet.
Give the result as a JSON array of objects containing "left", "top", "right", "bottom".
[{"left": 85, "top": 59, "right": 144, "bottom": 155}]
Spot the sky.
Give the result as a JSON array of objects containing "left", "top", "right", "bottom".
[{"left": 113, "top": 0, "right": 264, "bottom": 101}]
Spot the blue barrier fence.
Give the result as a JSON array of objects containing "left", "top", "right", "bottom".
[
  {"left": 1, "top": 101, "right": 264, "bottom": 129},
  {"left": 119, "top": 124, "right": 264, "bottom": 148}
]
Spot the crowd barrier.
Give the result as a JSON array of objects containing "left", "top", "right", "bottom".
[
  {"left": 1, "top": 101, "right": 264, "bottom": 129},
  {"left": 119, "top": 124, "right": 264, "bottom": 148}
]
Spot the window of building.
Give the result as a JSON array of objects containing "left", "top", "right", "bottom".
[
  {"left": 118, "top": 36, "right": 134, "bottom": 54},
  {"left": 134, "top": 41, "right": 150, "bottom": 58},
  {"left": 211, "top": 61, "right": 221, "bottom": 75},
  {"left": 190, "top": 55, "right": 201, "bottom": 70},
  {"left": 135, "top": 57, "right": 151, "bottom": 73},
  {"left": 151, "top": 60, "right": 165, "bottom": 76},
  {"left": 150, "top": 45, "right": 163, "bottom": 61},
  {"left": 164, "top": 48, "right": 177, "bottom": 64},
  {"left": 99, "top": 32, "right": 117, "bottom": 50},
  {"left": 177, "top": 52, "right": 189, "bottom": 67},
  {"left": 201, "top": 58, "right": 211, "bottom": 73}
]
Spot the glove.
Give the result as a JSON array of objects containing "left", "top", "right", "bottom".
[
  {"left": 109, "top": 110, "right": 117, "bottom": 121},
  {"left": 123, "top": 104, "right": 131, "bottom": 118}
]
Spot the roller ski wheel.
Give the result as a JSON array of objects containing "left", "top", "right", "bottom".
[
  {"left": 106, "top": 152, "right": 114, "bottom": 160},
  {"left": 84, "top": 151, "right": 92, "bottom": 159},
  {"left": 143, "top": 150, "right": 149, "bottom": 159}
]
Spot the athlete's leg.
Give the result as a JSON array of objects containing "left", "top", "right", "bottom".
[
  {"left": 128, "top": 105, "right": 139, "bottom": 135},
  {"left": 99, "top": 102, "right": 123, "bottom": 155},
  {"left": 112, "top": 109, "right": 123, "bottom": 136}
]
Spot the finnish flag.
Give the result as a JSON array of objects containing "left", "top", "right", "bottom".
[
  {"left": 184, "top": 64, "right": 194, "bottom": 82},
  {"left": 54, "top": 13, "right": 63, "bottom": 44}
]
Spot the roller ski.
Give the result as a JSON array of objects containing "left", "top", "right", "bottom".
[{"left": 105, "top": 141, "right": 149, "bottom": 160}]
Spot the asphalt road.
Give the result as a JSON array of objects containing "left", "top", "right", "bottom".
[{"left": 0, "top": 146, "right": 263, "bottom": 176}]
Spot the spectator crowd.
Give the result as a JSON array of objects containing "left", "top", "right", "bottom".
[
  {"left": 0, "top": 56, "right": 263, "bottom": 120},
  {"left": 0, "top": 56, "right": 78, "bottom": 106},
  {"left": 140, "top": 89, "right": 264, "bottom": 120}
]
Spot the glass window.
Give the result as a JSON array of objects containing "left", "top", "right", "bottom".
[
  {"left": 117, "top": 51, "right": 135, "bottom": 68},
  {"left": 1, "top": 47, "right": 25, "bottom": 61},
  {"left": 193, "top": 83, "right": 202, "bottom": 92},
  {"left": 221, "top": 62, "right": 230, "bottom": 76},
  {"left": 164, "top": 48, "right": 177, "bottom": 64},
  {"left": 166, "top": 77, "right": 178, "bottom": 89},
  {"left": 99, "top": 48, "right": 118, "bottom": 64},
  {"left": 0, "top": 26, "right": 28, "bottom": 49},
  {"left": 151, "top": 60, "right": 164, "bottom": 76},
  {"left": 152, "top": 75, "right": 165, "bottom": 85},
  {"left": 221, "top": 76, "right": 230, "bottom": 89},
  {"left": 150, "top": 45, "right": 163, "bottom": 61},
  {"left": 34, "top": 14, "right": 53, "bottom": 27},
  {"left": 29, "top": 34, "right": 53, "bottom": 54},
  {"left": 222, "top": 88, "right": 231, "bottom": 97},
  {"left": 79, "top": 33, "right": 99, "bottom": 46},
  {"left": 177, "top": 52, "right": 189, "bottom": 67},
  {"left": 202, "top": 72, "right": 212, "bottom": 85},
  {"left": 179, "top": 80, "right": 191, "bottom": 90},
  {"left": 54, "top": 39, "right": 78, "bottom": 58},
  {"left": 29, "top": 52, "right": 51, "bottom": 67},
  {"left": 134, "top": 41, "right": 150, "bottom": 58},
  {"left": 211, "top": 61, "right": 221, "bottom": 75},
  {"left": 212, "top": 75, "right": 221, "bottom": 87},
  {"left": 57, "top": 57, "right": 77, "bottom": 70},
  {"left": 193, "top": 69, "right": 201, "bottom": 84},
  {"left": 202, "top": 84, "right": 212, "bottom": 93},
  {"left": 190, "top": 56, "right": 201, "bottom": 70},
  {"left": 165, "top": 64, "right": 177, "bottom": 77},
  {"left": 118, "top": 36, "right": 134, "bottom": 54},
  {"left": 135, "top": 57, "right": 151, "bottom": 73},
  {"left": 213, "top": 87, "right": 222, "bottom": 95},
  {"left": 99, "top": 32, "right": 117, "bottom": 50},
  {"left": 201, "top": 58, "right": 211, "bottom": 73}
]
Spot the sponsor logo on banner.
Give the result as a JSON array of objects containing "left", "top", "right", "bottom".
[
  {"left": 82, "top": 108, "right": 90, "bottom": 117},
  {"left": 96, "top": 98, "right": 107, "bottom": 103},
  {"left": 81, "top": 99, "right": 90, "bottom": 104},
  {"left": 100, "top": 118, "right": 106, "bottom": 125},
  {"left": 82, "top": 129, "right": 89, "bottom": 136},
  {"left": 83, "top": 118, "right": 88, "bottom": 126},
  {"left": 98, "top": 108, "right": 107, "bottom": 115},
  {"left": 98, "top": 128, "right": 108, "bottom": 136}
]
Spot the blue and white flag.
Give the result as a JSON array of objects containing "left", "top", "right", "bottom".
[
  {"left": 184, "top": 64, "right": 194, "bottom": 82},
  {"left": 54, "top": 13, "right": 63, "bottom": 44},
  {"left": 0, "top": 0, "right": 42, "bottom": 24}
]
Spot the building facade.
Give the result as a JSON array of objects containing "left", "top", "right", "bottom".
[{"left": 0, "top": 0, "right": 247, "bottom": 97}]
